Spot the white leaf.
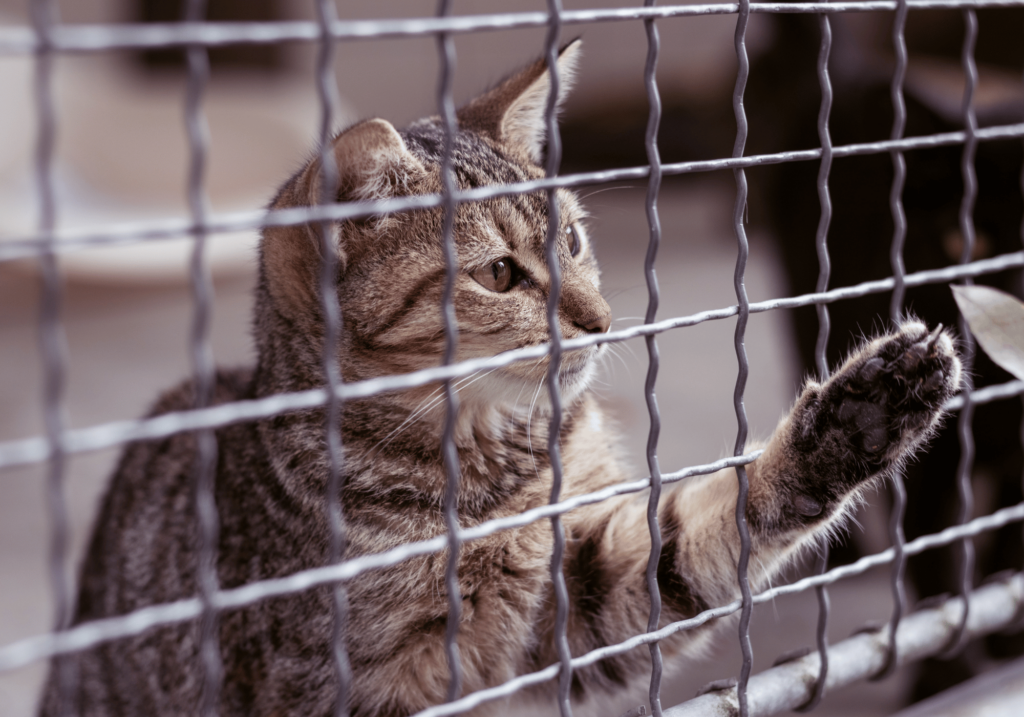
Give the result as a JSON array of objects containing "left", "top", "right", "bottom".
[{"left": 951, "top": 284, "right": 1024, "bottom": 381}]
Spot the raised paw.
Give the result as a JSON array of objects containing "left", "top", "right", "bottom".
[{"left": 789, "top": 320, "right": 962, "bottom": 497}]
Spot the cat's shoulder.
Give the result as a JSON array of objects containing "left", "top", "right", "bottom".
[
  {"left": 145, "top": 367, "right": 255, "bottom": 417},
  {"left": 98, "top": 367, "right": 257, "bottom": 509}
]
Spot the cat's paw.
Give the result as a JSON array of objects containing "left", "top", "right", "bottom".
[{"left": 790, "top": 321, "right": 962, "bottom": 497}]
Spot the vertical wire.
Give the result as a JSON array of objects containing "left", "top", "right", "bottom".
[
  {"left": 731, "top": 1, "right": 753, "bottom": 715},
  {"left": 641, "top": 3, "right": 665, "bottom": 716},
  {"left": 31, "top": 1, "right": 75, "bottom": 714},
  {"left": 313, "top": 2, "right": 352, "bottom": 714},
  {"left": 182, "top": 1, "right": 221, "bottom": 714},
  {"left": 435, "top": 0, "right": 464, "bottom": 704},
  {"left": 943, "top": 4, "right": 980, "bottom": 656},
  {"left": 874, "top": 0, "right": 910, "bottom": 681},
  {"left": 541, "top": 3, "right": 572, "bottom": 716},
  {"left": 797, "top": 6, "right": 833, "bottom": 712}
]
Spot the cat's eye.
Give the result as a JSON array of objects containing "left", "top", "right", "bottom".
[
  {"left": 471, "top": 259, "right": 514, "bottom": 292},
  {"left": 567, "top": 224, "right": 582, "bottom": 257}
]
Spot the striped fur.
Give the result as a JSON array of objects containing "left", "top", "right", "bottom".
[{"left": 41, "top": 41, "right": 961, "bottom": 716}]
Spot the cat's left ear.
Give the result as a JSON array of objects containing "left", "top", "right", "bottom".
[
  {"left": 261, "top": 120, "right": 426, "bottom": 324},
  {"left": 457, "top": 38, "right": 581, "bottom": 165}
]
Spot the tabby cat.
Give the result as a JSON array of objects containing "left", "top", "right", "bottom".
[{"left": 41, "top": 40, "right": 961, "bottom": 716}]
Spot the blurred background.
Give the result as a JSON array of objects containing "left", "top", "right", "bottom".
[{"left": 1, "top": 1, "right": 1023, "bottom": 715}]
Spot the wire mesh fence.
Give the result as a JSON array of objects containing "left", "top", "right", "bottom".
[{"left": 1, "top": 1, "right": 1024, "bottom": 716}]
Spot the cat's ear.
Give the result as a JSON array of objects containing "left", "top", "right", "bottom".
[
  {"left": 316, "top": 118, "right": 427, "bottom": 204},
  {"left": 261, "top": 119, "right": 425, "bottom": 322},
  {"left": 457, "top": 38, "right": 581, "bottom": 165}
]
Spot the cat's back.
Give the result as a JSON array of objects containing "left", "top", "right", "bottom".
[
  {"left": 39, "top": 368, "right": 260, "bottom": 717},
  {"left": 75, "top": 368, "right": 256, "bottom": 617}
]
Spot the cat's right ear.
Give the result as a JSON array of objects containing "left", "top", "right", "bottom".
[{"left": 261, "top": 119, "right": 425, "bottom": 323}]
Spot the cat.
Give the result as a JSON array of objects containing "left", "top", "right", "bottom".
[{"left": 41, "top": 40, "right": 962, "bottom": 717}]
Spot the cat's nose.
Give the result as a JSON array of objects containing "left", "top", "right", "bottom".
[{"left": 576, "top": 313, "right": 611, "bottom": 334}]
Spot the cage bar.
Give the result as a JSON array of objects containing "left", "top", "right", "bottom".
[
  {"left": 798, "top": 5, "right": 835, "bottom": 710},
  {"left": 180, "top": 0, "right": 222, "bottom": 714},
  {"left": 434, "top": 0, "right": 465, "bottom": 705},
  {"left": 29, "top": 0, "right": 76, "bottom": 715},
  {"left": 874, "top": 0, "right": 911, "bottom": 682},
  {"left": 729, "top": 0, "right": 754, "bottom": 713},
  {"left": 943, "top": 4, "right": 981, "bottom": 658},
  {"left": 641, "top": 1, "right": 666, "bottom": 714},
  {"left": 4, "top": 122, "right": 1024, "bottom": 263}
]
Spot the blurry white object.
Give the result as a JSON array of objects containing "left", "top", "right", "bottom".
[{"left": 0, "top": 54, "right": 354, "bottom": 283}]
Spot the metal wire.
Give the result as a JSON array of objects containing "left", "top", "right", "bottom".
[
  {"left": 642, "top": 3, "right": 666, "bottom": 717},
  {"left": 6, "top": 122, "right": 1024, "bottom": 262},
  {"left": 729, "top": 1, "right": 754, "bottom": 713},
  {"left": 7, "top": 485, "right": 1023, "bottom": 686},
  {"left": 435, "top": 0, "right": 464, "bottom": 704},
  {"left": 311, "top": 0, "right": 353, "bottom": 713},
  {"left": 539, "top": 5, "right": 574, "bottom": 716},
  {"left": 30, "top": 0, "right": 75, "bottom": 714},
  {"left": 6, "top": 3, "right": 1024, "bottom": 55},
  {"left": 0, "top": 450, "right": 767, "bottom": 677},
  {"left": 874, "top": 0, "right": 911, "bottom": 681},
  {"left": 5, "top": 250, "right": 1024, "bottom": 472},
  {"left": 181, "top": 0, "right": 221, "bottom": 713},
  {"left": 942, "top": 4, "right": 981, "bottom": 657},
  {"left": 796, "top": 7, "right": 834, "bottom": 710}
]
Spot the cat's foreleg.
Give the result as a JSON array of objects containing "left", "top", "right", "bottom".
[
  {"left": 542, "top": 321, "right": 960, "bottom": 700},
  {"left": 666, "top": 319, "right": 963, "bottom": 610}
]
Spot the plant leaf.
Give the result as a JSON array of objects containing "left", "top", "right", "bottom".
[{"left": 951, "top": 284, "right": 1024, "bottom": 381}]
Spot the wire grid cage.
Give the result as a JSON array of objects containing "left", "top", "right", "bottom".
[{"left": 2, "top": 1, "right": 1024, "bottom": 716}]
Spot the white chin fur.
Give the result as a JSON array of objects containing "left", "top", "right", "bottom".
[{"left": 467, "top": 346, "right": 600, "bottom": 418}]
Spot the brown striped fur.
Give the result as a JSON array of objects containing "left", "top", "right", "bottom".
[{"left": 41, "top": 41, "right": 961, "bottom": 716}]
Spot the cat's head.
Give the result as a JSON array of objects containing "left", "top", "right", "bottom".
[{"left": 259, "top": 39, "right": 610, "bottom": 412}]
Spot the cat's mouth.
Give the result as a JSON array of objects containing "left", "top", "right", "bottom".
[
  {"left": 555, "top": 346, "right": 601, "bottom": 395},
  {"left": 558, "top": 359, "right": 587, "bottom": 381}
]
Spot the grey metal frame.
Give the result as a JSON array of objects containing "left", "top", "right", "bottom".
[{"left": 3, "top": 1, "right": 1024, "bottom": 716}]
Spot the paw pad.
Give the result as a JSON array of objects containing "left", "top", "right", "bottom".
[{"left": 793, "top": 321, "right": 961, "bottom": 489}]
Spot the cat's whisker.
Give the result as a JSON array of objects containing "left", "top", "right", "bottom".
[
  {"left": 369, "top": 368, "right": 505, "bottom": 456},
  {"left": 370, "top": 386, "right": 445, "bottom": 452},
  {"left": 508, "top": 358, "right": 546, "bottom": 437},
  {"left": 525, "top": 376, "right": 547, "bottom": 478},
  {"left": 369, "top": 371, "right": 486, "bottom": 454},
  {"left": 763, "top": 571, "right": 781, "bottom": 620},
  {"left": 452, "top": 367, "right": 500, "bottom": 399},
  {"left": 619, "top": 339, "right": 640, "bottom": 364},
  {"left": 508, "top": 381, "right": 530, "bottom": 438},
  {"left": 601, "top": 285, "right": 644, "bottom": 301},
  {"left": 578, "top": 184, "right": 634, "bottom": 201},
  {"left": 605, "top": 343, "right": 633, "bottom": 377}
]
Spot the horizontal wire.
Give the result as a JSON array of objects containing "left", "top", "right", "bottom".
[
  {"left": 2, "top": 249, "right": 1022, "bottom": 470},
  {"left": 0, "top": 451, "right": 761, "bottom": 674},
  {"left": 406, "top": 500, "right": 1024, "bottom": 717},
  {"left": 3, "top": 464, "right": 1022, "bottom": 688},
  {"left": 945, "top": 379, "right": 1024, "bottom": 411},
  {"left": 2, "top": 1, "right": 1024, "bottom": 53},
  {"left": 3, "top": 123, "right": 1024, "bottom": 263}
]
